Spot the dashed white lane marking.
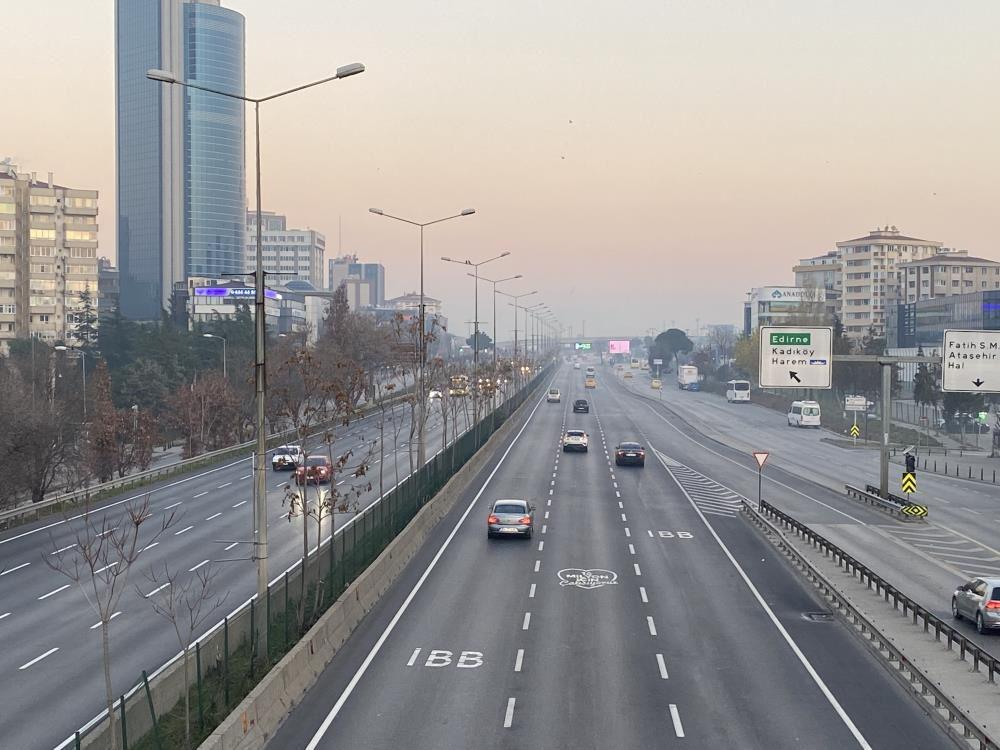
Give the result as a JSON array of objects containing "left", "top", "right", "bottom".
[
  {"left": 628, "top": 544, "right": 636, "bottom": 555},
  {"left": 639, "top": 586, "right": 648, "bottom": 603},
  {"left": 522, "top": 612, "right": 531, "bottom": 630},
  {"left": 194, "top": 491, "right": 208, "bottom": 499},
  {"left": 0, "top": 562, "right": 30, "bottom": 576},
  {"left": 964, "top": 508, "right": 981, "bottom": 515},
  {"left": 534, "top": 560, "right": 541, "bottom": 573},
  {"left": 96, "top": 529, "right": 115, "bottom": 537},
  {"left": 224, "top": 542, "right": 239, "bottom": 552},
  {"left": 174, "top": 525, "right": 194, "bottom": 536},
  {"left": 38, "top": 584, "right": 70, "bottom": 601},
  {"left": 669, "top": 704, "right": 685, "bottom": 738},
  {"left": 634, "top": 563, "right": 642, "bottom": 576},
  {"left": 656, "top": 653, "right": 669, "bottom": 679},
  {"left": 538, "top": 541, "right": 544, "bottom": 551},
  {"left": 240, "top": 474, "right": 251, "bottom": 480},
  {"left": 19, "top": 647, "right": 59, "bottom": 670},
  {"left": 189, "top": 559, "right": 209, "bottom": 572},
  {"left": 542, "top": 525, "right": 547, "bottom": 534},
  {"left": 144, "top": 582, "right": 170, "bottom": 598},
  {"left": 615, "top": 491, "right": 621, "bottom": 498},
  {"left": 514, "top": 649, "right": 524, "bottom": 672},
  {"left": 647, "top": 616, "right": 657, "bottom": 636},
  {"left": 275, "top": 482, "right": 286, "bottom": 488},
  {"left": 621, "top": 513, "right": 627, "bottom": 522},
  {"left": 529, "top": 583, "right": 536, "bottom": 598},
  {"left": 618, "top": 502, "right": 624, "bottom": 509},
  {"left": 94, "top": 561, "right": 119, "bottom": 575},
  {"left": 0, "top": 612, "right": 10, "bottom": 621},
  {"left": 547, "top": 499, "right": 552, "bottom": 506},
  {"left": 232, "top": 500, "right": 247, "bottom": 508},
  {"left": 50, "top": 544, "right": 76, "bottom": 555},
  {"left": 624, "top": 527, "right": 631, "bottom": 537},
  {"left": 504, "top": 697, "right": 516, "bottom": 728},
  {"left": 544, "top": 511, "right": 549, "bottom": 519},
  {"left": 90, "top": 611, "right": 122, "bottom": 630},
  {"left": 164, "top": 501, "right": 183, "bottom": 510},
  {"left": 205, "top": 512, "right": 222, "bottom": 521}
]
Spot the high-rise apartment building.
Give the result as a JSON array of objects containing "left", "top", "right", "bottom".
[
  {"left": 0, "top": 163, "right": 100, "bottom": 349},
  {"left": 246, "top": 210, "right": 326, "bottom": 288},
  {"left": 328, "top": 254, "right": 386, "bottom": 307},
  {"left": 896, "top": 255, "right": 1000, "bottom": 303},
  {"left": 117, "top": 0, "right": 246, "bottom": 320},
  {"left": 794, "top": 250, "right": 842, "bottom": 294}
]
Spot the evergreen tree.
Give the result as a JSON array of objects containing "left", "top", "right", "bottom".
[{"left": 73, "top": 286, "right": 100, "bottom": 351}]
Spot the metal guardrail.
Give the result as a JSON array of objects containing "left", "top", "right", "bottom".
[
  {"left": 745, "top": 497, "right": 999, "bottom": 750},
  {"left": 843, "top": 483, "right": 924, "bottom": 522},
  {"left": 0, "top": 391, "right": 412, "bottom": 532}
]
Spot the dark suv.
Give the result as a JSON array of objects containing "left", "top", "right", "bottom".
[{"left": 573, "top": 399, "right": 589, "bottom": 413}]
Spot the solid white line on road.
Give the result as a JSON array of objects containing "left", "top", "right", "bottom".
[
  {"left": 189, "top": 559, "right": 209, "bottom": 572},
  {"left": 647, "top": 616, "right": 657, "bottom": 636},
  {"left": 0, "top": 612, "right": 10, "bottom": 621},
  {"left": 302, "top": 387, "right": 554, "bottom": 750},
  {"left": 504, "top": 697, "right": 516, "bottom": 728},
  {"left": 94, "top": 561, "right": 119, "bottom": 575},
  {"left": 240, "top": 474, "right": 251, "bottom": 480},
  {"left": 232, "top": 500, "right": 247, "bottom": 508},
  {"left": 38, "top": 584, "right": 70, "bottom": 601},
  {"left": 529, "top": 583, "right": 536, "bottom": 598},
  {"left": 639, "top": 586, "right": 648, "bottom": 603},
  {"left": 19, "top": 647, "right": 59, "bottom": 670},
  {"left": 164, "top": 501, "right": 183, "bottom": 510},
  {"left": 624, "top": 527, "right": 631, "bottom": 537},
  {"left": 522, "top": 612, "right": 531, "bottom": 630},
  {"left": 0, "top": 562, "right": 30, "bottom": 576},
  {"left": 50, "top": 544, "right": 76, "bottom": 555},
  {"left": 514, "top": 649, "right": 524, "bottom": 672},
  {"left": 538, "top": 541, "right": 544, "bottom": 551},
  {"left": 141, "top": 542, "right": 159, "bottom": 553},
  {"left": 669, "top": 704, "right": 685, "bottom": 738},
  {"left": 90, "top": 611, "right": 122, "bottom": 630},
  {"left": 205, "top": 512, "right": 222, "bottom": 521},
  {"left": 656, "top": 653, "right": 669, "bottom": 679},
  {"left": 534, "top": 560, "right": 541, "bottom": 573},
  {"left": 634, "top": 563, "right": 642, "bottom": 576},
  {"left": 144, "top": 582, "right": 170, "bottom": 598},
  {"left": 194, "top": 491, "right": 208, "bottom": 499},
  {"left": 406, "top": 648, "right": 421, "bottom": 667},
  {"left": 628, "top": 544, "right": 636, "bottom": 555}
]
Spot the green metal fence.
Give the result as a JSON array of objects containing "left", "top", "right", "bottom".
[{"left": 65, "top": 364, "right": 553, "bottom": 750}]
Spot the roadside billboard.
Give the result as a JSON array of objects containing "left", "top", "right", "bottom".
[{"left": 609, "top": 340, "right": 631, "bottom": 354}]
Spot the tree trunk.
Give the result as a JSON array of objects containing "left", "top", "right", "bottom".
[{"left": 102, "top": 621, "right": 120, "bottom": 750}]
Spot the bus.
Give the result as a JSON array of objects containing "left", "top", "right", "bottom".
[{"left": 448, "top": 374, "right": 470, "bottom": 397}]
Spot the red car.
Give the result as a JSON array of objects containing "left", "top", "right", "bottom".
[{"left": 295, "top": 455, "right": 332, "bottom": 485}]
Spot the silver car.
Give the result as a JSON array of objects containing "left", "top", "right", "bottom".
[
  {"left": 952, "top": 577, "right": 1000, "bottom": 634},
  {"left": 487, "top": 499, "right": 535, "bottom": 539}
]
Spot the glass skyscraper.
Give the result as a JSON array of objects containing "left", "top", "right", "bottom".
[{"left": 116, "top": 0, "right": 245, "bottom": 320}]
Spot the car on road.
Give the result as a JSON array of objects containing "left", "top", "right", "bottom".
[
  {"left": 574, "top": 362, "right": 581, "bottom": 370},
  {"left": 623, "top": 370, "right": 633, "bottom": 379},
  {"left": 726, "top": 379, "right": 751, "bottom": 403},
  {"left": 952, "top": 577, "right": 1000, "bottom": 634},
  {"left": 573, "top": 399, "right": 590, "bottom": 413},
  {"left": 272, "top": 444, "right": 304, "bottom": 471},
  {"left": 788, "top": 400, "right": 821, "bottom": 428},
  {"left": 487, "top": 499, "right": 535, "bottom": 539},
  {"left": 585, "top": 377, "right": 597, "bottom": 389},
  {"left": 547, "top": 388, "right": 561, "bottom": 403},
  {"left": 614, "top": 442, "right": 646, "bottom": 466},
  {"left": 650, "top": 378, "right": 662, "bottom": 390},
  {"left": 428, "top": 389, "right": 443, "bottom": 403},
  {"left": 295, "top": 455, "right": 333, "bottom": 485},
  {"left": 562, "top": 429, "right": 589, "bottom": 452}
]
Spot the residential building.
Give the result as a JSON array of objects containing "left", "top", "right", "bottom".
[
  {"left": 0, "top": 163, "right": 100, "bottom": 349},
  {"left": 340, "top": 277, "right": 374, "bottom": 311},
  {"left": 98, "top": 257, "right": 120, "bottom": 320},
  {"left": 246, "top": 210, "right": 326, "bottom": 288},
  {"left": 887, "top": 290, "right": 1000, "bottom": 350},
  {"left": 117, "top": 0, "right": 246, "bottom": 320},
  {"left": 835, "top": 226, "right": 953, "bottom": 338},
  {"left": 742, "top": 286, "right": 827, "bottom": 337},
  {"left": 328, "top": 254, "right": 386, "bottom": 306},
  {"left": 897, "top": 255, "right": 1000, "bottom": 304}
]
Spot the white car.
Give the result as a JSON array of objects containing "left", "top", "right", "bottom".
[
  {"left": 547, "top": 388, "right": 561, "bottom": 403},
  {"left": 574, "top": 363, "right": 581, "bottom": 370},
  {"left": 428, "top": 390, "right": 443, "bottom": 402},
  {"left": 271, "top": 444, "right": 304, "bottom": 471},
  {"left": 562, "top": 429, "right": 589, "bottom": 452}
]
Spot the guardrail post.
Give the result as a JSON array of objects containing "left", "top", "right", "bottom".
[
  {"left": 284, "top": 571, "right": 290, "bottom": 651},
  {"left": 249, "top": 599, "right": 255, "bottom": 681},
  {"left": 75, "top": 731, "right": 81, "bottom": 750},
  {"left": 195, "top": 642, "right": 204, "bottom": 733},
  {"left": 119, "top": 694, "right": 128, "bottom": 750},
  {"left": 141, "top": 669, "right": 162, "bottom": 750},
  {"left": 223, "top": 616, "right": 230, "bottom": 708}
]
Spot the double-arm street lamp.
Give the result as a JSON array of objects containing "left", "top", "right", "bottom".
[
  {"left": 524, "top": 302, "right": 546, "bottom": 360},
  {"left": 498, "top": 289, "right": 537, "bottom": 364},
  {"left": 148, "top": 61, "right": 365, "bottom": 660},
  {"left": 440, "top": 252, "right": 510, "bottom": 373},
  {"left": 203, "top": 333, "right": 227, "bottom": 379},
  {"left": 467, "top": 272, "right": 521, "bottom": 372},
  {"left": 368, "top": 208, "right": 475, "bottom": 469}
]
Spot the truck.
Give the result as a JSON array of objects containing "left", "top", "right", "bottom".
[{"left": 677, "top": 365, "right": 700, "bottom": 391}]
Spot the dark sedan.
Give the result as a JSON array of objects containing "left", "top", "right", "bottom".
[
  {"left": 573, "top": 399, "right": 590, "bottom": 413},
  {"left": 614, "top": 442, "right": 646, "bottom": 467},
  {"left": 295, "top": 455, "right": 333, "bottom": 485}
]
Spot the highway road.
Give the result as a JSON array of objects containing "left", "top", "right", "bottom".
[
  {"left": 611, "top": 366, "right": 1000, "bottom": 655},
  {"left": 0, "top": 396, "right": 481, "bottom": 750},
  {"left": 271, "top": 365, "right": 949, "bottom": 749}
]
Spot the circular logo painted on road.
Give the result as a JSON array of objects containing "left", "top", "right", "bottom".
[{"left": 557, "top": 568, "right": 618, "bottom": 589}]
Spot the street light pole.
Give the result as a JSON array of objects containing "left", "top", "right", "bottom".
[
  {"left": 472, "top": 274, "right": 521, "bottom": 373},
  {"left": 149, "top": 61, "right": 365, "bottom": 662},
  {"left": 203, "top": 333, "right": 227, "bottom": 379},
  {"left": 369, "top": 207, "right": 476, "bottom": 470}
]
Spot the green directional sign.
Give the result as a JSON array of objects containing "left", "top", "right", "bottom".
[
  {"left": 575, "top": 342, "right": 592, "bottom": 350},
  {"left": 769, "top": 332, "right": 812, "bottom": 346},
  {"left": 758, "top": 326, "right": 832, "bottom": 389}
]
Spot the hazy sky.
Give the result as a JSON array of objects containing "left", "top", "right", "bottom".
[{"left": 5, "top": 1, "right": 1000, "bottom": 338}]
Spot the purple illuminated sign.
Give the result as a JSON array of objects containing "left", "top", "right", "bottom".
[{"left": 194, "top": 287, "right": 280, "bottom": 300}]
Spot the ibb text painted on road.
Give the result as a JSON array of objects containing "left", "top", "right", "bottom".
[
  {"left": 654, "top": 531, "right": 694, "bottom": 538},
  {"left": 406, "top": 648, "right": 484, "bottom": 668}
]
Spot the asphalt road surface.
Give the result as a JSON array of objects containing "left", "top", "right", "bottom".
[
  {"left": 0, "top": 397, "right": 480, "bottom": 750},
  {"left": 271, "top": 365, "right": 950, "bottom": 750}
]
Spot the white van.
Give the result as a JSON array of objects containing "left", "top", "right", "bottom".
[
  {"left": 787, "top": 400, "right": 821, "bottom": 428},
  {"left": 726, "top": 380, "right": 751, "bottom": 403}
]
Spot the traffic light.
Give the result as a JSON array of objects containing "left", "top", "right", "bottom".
[{"left": 905, "top": 453, "right": 916, "bottom": 474}]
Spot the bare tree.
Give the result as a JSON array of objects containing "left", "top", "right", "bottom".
[
  {"left": 141, "top": 563, "right": 228, "bottom": 750},
  {"left": 46, "top": 496, "right": 176, "bottom": 750}
]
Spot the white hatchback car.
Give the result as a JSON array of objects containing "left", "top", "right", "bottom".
[
  {"left": 271, "top": 444, "right": 304, "bottom": 471},
  {"left": 547, "top": 388, "right": 561, "bottom": 403},
  {"left": 562, "top": 430, "right": 589, "bottom": 452}
]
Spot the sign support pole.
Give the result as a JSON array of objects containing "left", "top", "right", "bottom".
[
  {"left": 880, "top": 362, "right": 891, "bottom": 499},
  {"left": 852, "top": 412, "right": 857, "bottom": 447}
]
